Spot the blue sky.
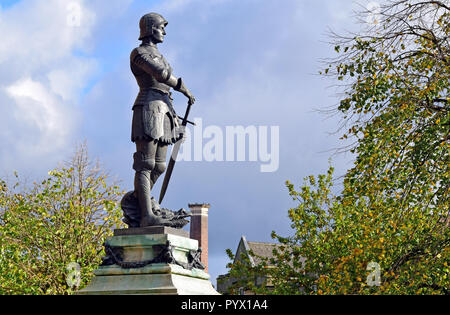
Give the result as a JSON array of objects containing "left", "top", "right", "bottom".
[
  {"left": 0, "top": 0, "right": 19, "bottom": 8},
  {"left": 0, "top": 0, "right": 369, "bottom": 287}
]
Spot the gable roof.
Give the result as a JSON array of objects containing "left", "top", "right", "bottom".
[
  {"left": 247, "top": 241, "right": 281, "bottom": 265},
  {"left": 234, "top": 236, "right": 283, "bottom": 266}
]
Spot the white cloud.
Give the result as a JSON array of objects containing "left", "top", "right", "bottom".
[
  {"left": 47, "top": 58, "right": 98, "bottom": 101},
  {"left": 324, "top": 0, "right": 362, "bottom": 29},
  {"left": 155, "top": 0, "right": 196, "bottom": 12},
  {"left": 155, "top": 0, "right": 232, "bottom": 14},
  {"left": 5, "top": 77, "right": 75, "bottom": 153},
  {"left": 89, "top": 0, "right": 134, "bottom": 18},
  {"left": 0, "top": 0, "right": 97, "bottom": 174},
  {"left": 0, "top": 0, "right": 96, "bottom": 71}
]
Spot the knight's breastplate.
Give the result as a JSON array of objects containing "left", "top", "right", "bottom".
[
  {"left": 134, "top": 73, "right": 171, "bottom": 95},
  {"left": 131, "top": 46, "right": 172, "bottom": 102}
]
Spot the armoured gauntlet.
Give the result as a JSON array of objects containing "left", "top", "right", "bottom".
[{"left": 175, "top": 78, "right": 195, "bottom": 105}]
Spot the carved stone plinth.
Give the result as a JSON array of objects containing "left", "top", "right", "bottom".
[{"left": 77, "top": 228, "right": 219, "bottom": 295}]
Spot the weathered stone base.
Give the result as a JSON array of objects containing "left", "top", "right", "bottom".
[
  {"left": 77, "top": 229, "right": 219, "bottom": 295},
  {"left": 77, "top": 264, "right": 218, "bottom": 295}
]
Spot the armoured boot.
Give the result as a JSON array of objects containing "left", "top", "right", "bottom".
[
  {"left": 134, "top": 170, "right": 156, "bottom": 227},
  {"left": 133, "top": 151, "right": 175, "bottom": 227},
  {"left": 133, "top": 151, "right": 158, "bottom": 227},
  {"left": 150, "top": 159, "right": 167, "bottom": 189}
]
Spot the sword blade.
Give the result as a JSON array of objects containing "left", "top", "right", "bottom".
[
  {"left": 158, "top": 100, "right": 193, "bottom": 205},
  {"left": 158, "top": 136, "right": 182, "bottom": 204}
]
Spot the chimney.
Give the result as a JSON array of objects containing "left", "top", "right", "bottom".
[{"left": 189, "top": 203, "right": 211, "bottom": 273}]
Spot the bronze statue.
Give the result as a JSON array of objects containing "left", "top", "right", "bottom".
[{"left": 121, "top": 13, "right": 195, "bottom": 229}]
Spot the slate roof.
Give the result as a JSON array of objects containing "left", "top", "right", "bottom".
[{"left": 246, "top": 241, "right": 282, "bottom": 265}]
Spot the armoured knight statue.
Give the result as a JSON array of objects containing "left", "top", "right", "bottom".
[{"left": 121, "top": 13, "right": 195, "bottom": 229}]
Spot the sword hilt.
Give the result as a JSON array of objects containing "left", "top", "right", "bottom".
[
  {"left": 177, "top": 115, "right": 196, "bottom": 126},
  {"left": 181, "top": 101, "right": 193, "bottom": 126}
]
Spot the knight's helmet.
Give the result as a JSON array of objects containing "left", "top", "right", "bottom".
[{"left": 139, "top": 13, "right": 168, "bottom": 40}]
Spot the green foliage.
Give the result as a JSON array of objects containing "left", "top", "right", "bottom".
[
  {"left": 226, "top": 0, "right": 449, "bottom": 295},
  {"left": 225, "top": 248, "right": 273, "bottom": 295},
  {"left": 0, "top": 145, "right": 125, "bottom": 295},
  {"left": 227, "top": 167, "right": 448, "bottom": 295}
]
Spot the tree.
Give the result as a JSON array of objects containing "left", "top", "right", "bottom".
[
  {"left": 226, "top": 0, "right": 449, "bottom": 295},
  {"left": 0, "top": 144, "right": 125, "bottom": 295}
]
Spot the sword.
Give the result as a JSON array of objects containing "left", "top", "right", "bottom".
[{"left": 158, "top": 100, "right": 193, "bottom": 204}]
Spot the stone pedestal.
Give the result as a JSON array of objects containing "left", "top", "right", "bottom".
[{"left": 77, "top": 227, "right": 219, "bottom": 295}]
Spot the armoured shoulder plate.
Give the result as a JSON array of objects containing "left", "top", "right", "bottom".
[{"left": 135, "top": 45, "right": 160, "bottom": 59}]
